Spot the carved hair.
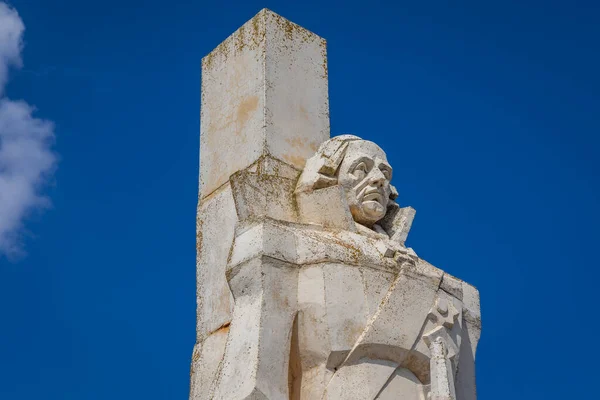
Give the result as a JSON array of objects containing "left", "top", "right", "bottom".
[{"left": 295, "top": 134, "right": 398, "bottom": 201}]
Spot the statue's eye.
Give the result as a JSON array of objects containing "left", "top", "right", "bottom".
[
  {"left": 353, "top": 162, "right": 368, "bottom": 178},
  {"left": 381, "top": 169, "right": 391, "bottom": 180}
]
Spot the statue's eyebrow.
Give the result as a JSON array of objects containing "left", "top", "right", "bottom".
[
  {"left": 378, "top": 162, "right": 392, "bottom": 173},
  {"left": 349, "top": 156, "right": 374, "bottom": 169}
]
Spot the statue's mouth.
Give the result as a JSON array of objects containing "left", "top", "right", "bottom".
[{"left": 363, "top": 189, "right": 383, "bottom": 203}]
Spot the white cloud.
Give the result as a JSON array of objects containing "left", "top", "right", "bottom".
[
  {"left": 0, "top": 2, "right": 57, "bottom": 259},
  {"left": 0, "top": 2, "right": 24, "bottom": 96}
]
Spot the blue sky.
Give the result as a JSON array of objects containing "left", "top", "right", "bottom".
[{"left": 0, "top": 0, "right": 598, "bottom": 398}]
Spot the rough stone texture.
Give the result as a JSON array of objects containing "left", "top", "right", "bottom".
[
  {"left": 296, "top": 186, "right": 355, "bottom": 231},
  {"left": 213, "top": 256, "right": 298, "bottom": 400},
  {"left": 455, "top": 283, "right": 481, "bottom": 400},
  {"left": 200, "top": 9, "right": 329, "bottom": 199},
  {"left": 324, "top": 358, "right": 399, "bottom": 399},
  {"left": 376, "top": 368, "right": 427, "bottom": 399},
  {"left": 195, "top": 184, "right": 236, "bottom": 341},
  {"left": 230, "top": 168, "right": 298, "bottom": 223},
  {"left": 190, "top": 329, "right": 230, "bottom": 400},
  {"left": 191, "top": 8, "right": 481, "bottom": 400},
  {"left": 379, "top": 204, "right": 416, "bottom": 245}
]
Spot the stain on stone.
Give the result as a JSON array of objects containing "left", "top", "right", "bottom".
[
  {"left": 282, "top": 153, "right": 307, "bottom": 169},
  {"left": 210, "top": 321, "right": 231, "bottom": 336},
  {"left": 236, "top": 95, "right": 259, "bottom": 135},
  {"left": 299, "top": 105, "right": 309, "bottom": 121}
]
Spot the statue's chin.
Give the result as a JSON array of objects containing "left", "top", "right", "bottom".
[{"left": 356, "top": 201, "right": 385, "bottom": 226}]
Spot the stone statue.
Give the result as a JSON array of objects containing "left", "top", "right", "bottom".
[
  {"left": 290, "top": 134, "right": 473, "bottom": 399},
  {"left": 190, "top": 9, "right": 481, "bottom": 400}
]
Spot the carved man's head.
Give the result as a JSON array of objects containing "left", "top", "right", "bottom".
[
  {"left": 337, "top": 140, "right": 393, "bottom": 226},
  {"left": 295, "top": 135, "right": 398, "bottom": 228}
]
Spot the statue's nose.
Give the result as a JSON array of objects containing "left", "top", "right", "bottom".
[{"left": 369, "top": 168, "right": 386, "bottom": 187}]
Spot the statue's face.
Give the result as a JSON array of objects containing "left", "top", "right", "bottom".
[{"left": 338, "top": 141, "right": 392, "bottom": 227}]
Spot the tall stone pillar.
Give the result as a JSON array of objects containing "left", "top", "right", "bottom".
[
  {"left": 199, "top": 8, "right": 329, "bottom": 199},
  {"left": 191, "top": 9, "right": 481, "bottom": 400}
]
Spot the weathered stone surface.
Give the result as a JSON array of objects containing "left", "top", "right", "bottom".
[
  {"left": 230, "top": 170, "right": 298, "bottom": 223},
  {"left": 414, "top": 290, "right": 463, "bottom": 367},
  {"left": 379, "top": 204, "right": 416, "bottom": 245},
  {"left": 296, "top": 265, "right": 330, "bottom": 398},
  {"left": 336, "top": 262, "right": 441, "bottom": 377},
  {"left": 192, "top": 9, "right": 481, "bottom": 400},
  {"left": 190, "top": 329, "right": 229, "bottom": 400},
  {"left": 324, "top": 358, "right": 399, "bottom": 399},
  {"left": 200, "top": 9, "right": 329, "bottom": 198},
  {"left": 195, "top": 184, "right": 236, "bottom": 341},
  {"left": 253, "top": 155, "right": 301, "bottom": 181},
  {"left": 440, "top": 273, "right": 464, "bottom": 301},
  {"left": 360, "top": 267, "right": 395, "bottom": 319},
  {"left": 296, "top": 186, "right": 355, "bottom": 231},
  {"left": 228, "top": 218, "right": 402, "bottom": 271},
  {"left": 322, "top": 263, "right": 369, "bottom": 368},
  {"left": 213, "top": 256, "right": 298, "bottom": 400},
  {"left": 426, "top": 333, "right": 457, "bottom": 400},
  {"left": 376, "top": 368, "right": 427, "bottom": 400},
  {"left": 455, "top": 282, "right": 481, "bottom": 400}
]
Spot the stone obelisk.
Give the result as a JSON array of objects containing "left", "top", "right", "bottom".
[{"left": 191, "top": 9, "right": 481, "bottom": 400}]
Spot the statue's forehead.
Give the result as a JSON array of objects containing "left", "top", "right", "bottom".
[{"left": 345, "top": 140, "right": 389, "bottom": 164}]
